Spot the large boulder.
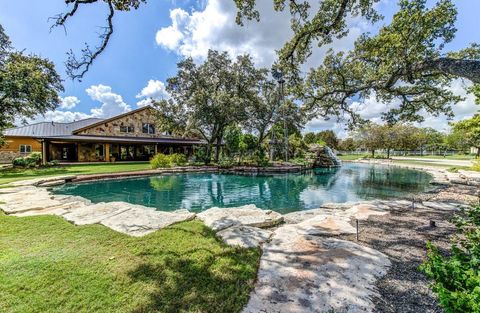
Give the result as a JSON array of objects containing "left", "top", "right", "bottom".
[{"left": 197, "top": 204, "right": 283, "bottom": 231}]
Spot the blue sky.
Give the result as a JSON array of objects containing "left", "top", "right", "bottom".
[{"left": 0, "top": 0, "right": 479, "bottom": 134}]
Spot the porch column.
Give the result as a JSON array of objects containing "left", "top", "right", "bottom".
[
  {"left": 41, "top": 140, "right": 47, "bottom": 165},
  {"left": 154, "top": 144, "right": 158, "bottom": 155},
  {"left": 105, "top": 144, "right": 110, "bottom": 162}
]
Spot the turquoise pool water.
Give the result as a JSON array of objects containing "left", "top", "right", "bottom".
[{"left": 51, "top": 163, "right": 433, "bottom": 214}]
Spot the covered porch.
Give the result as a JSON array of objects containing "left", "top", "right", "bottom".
[{"left": 40, "top": 135, "right": 203, "bottom": 164}]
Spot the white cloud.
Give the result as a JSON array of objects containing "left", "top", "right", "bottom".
[
  {"left": 59, "top": 96, "right": 80, "bottom": 110},
  {"left": 86, "top": 84, "right": 131, "bottom": 118},
  {"left": 155, "top": 0, "right": 367, "bottom": 68},
  {"left": 156, "top": 8, "right": 188, "bottom": 50},
  {"left": 136, "top": 79, "right": 170, "bottom": 107}
]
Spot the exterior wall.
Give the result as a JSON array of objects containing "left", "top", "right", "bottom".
[
  {"left": 78, "top": 143, "right": 104, "bottom": 162},
  {"left": 76, "top": 108, "right": 162, "bottom": 138},
  {"left": 0, "top": 137, "right": 42, "bottom": 163}
]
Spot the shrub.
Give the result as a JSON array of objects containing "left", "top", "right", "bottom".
[
  {"left": 421, "top": 206, "right": 480, "bottom": 313},
  {"left": 150, "top": 153, "right": 172, "bottom": 169},
  {"left": 12, "top": 157, "right": 26, "bottom": 167},
  {"left": 12, "top": 152, "right": 42, "bottom": 168},
  {"left": 472, "top": 161, "right": 480, "bottom": 172},
  {"left": 150, "top": 153, "right": 188, "bottom": 169},
  {"left": 170, "top": 153, "right": 187, "bottom": 166}
]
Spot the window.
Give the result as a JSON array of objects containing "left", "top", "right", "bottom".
[
  {"left": 19, "top": 145, "right": 32, "bottom": 154},
  {"left": 142, "top": 123, "right": 155, "bottom": 134},
  {"left": 95, "top": 144, "right": 104, "bottom": 159},
  {"left": 120, "top": 125, "right": 134, "bottom": 133}
]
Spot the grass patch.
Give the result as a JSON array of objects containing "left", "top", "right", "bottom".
[
  {"left": 391, "top": 160, "right": 453, "bottom": 168},
  {"left": 398, "top": 154, "right": 476, "bottom": 160},
  {"left": 338, "top": 154, "right": 368, "bottom": 161},
  {"left": 0, "top": 162, "right": 151, "bottom": 185},
  {"left": 0, "top": 213, "right": 259, "bottom": 313}
]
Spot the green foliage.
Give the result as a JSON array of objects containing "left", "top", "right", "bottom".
[
  {"left": 452, "top": 115, "right": 480, "bottom": 155},
  {"left": 303, "top": 130, "right": 338, "bottom": 149},
  {"left": 224, "top": 125, "right": 242, "bottom": 157},
  {"left": 154, "top": 50, "right": 265, "bottom": 163},
  {"left": 150, "top": 153, "right": 172, "bottom": 168},
  {"left": 170, "top": 153, "right": 187, "bottom": 166},
  {"left": 300, "top": 0, "right": 474, "bottom": 125},
  {"left": 0, "top": 25, "right": 63, "bottom": 133},
  {"left": 12, "top": 152, "right": 42, "bottom": 168},
  {"left": 472, "top": 161, "right": 480, "bottom": 172},
  {"left": 421, "top": 206, "right": 480, "bottom": 313},
  {"left": 150, "top": 153, "right": 188, "bottom": 169}
]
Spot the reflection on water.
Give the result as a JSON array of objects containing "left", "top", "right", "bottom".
[{"left": 52, "top": 163, "right": 433, "bottom": 214}]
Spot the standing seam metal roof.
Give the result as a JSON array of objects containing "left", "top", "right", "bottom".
[{"left": 3, "top": 118, "right": 105, "bottom": 137}]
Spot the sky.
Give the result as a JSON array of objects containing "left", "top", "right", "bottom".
[{"left": 0, "top": 0, "right": 479, "bottom": 137}]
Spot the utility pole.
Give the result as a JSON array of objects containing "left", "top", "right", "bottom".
[{"left": 272, "top": 69, "right": 288, "bottom": 162}]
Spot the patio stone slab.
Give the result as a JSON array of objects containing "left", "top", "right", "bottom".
[
  {"left": 100, "top": 206, "right": 195, "bottom": 236},
  {"left": 243, "top": 224, "right": 390, "bottom": 313},
  {"left": 197, "top": 205, "right": 283, "bottom": 231},
  {"left": 63, "top": 202, "right": 132, "bottom": 225},
  {"left": 217, "top": 225, "right": 273, "bottom": 248},
  {"left": 296, "top": 215, "right": 357, "bottom": 235}
]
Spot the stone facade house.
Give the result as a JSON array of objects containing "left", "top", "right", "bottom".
[{"left": 0, "top": 106, "right": 204, "bottom": 164}]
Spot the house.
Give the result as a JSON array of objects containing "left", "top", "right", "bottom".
[{"left": 0, "top": 106, "right": 204, "bottom": 164}]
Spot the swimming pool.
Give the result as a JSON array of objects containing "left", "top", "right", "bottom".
[{"left": 51, "top": 163, "right": 433, "bottom": 214}]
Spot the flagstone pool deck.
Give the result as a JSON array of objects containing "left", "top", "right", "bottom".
[{"left": 1, "top": 163, "right": 479, "bottom": 313}]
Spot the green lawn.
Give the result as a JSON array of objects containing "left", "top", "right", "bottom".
[
  {"left": 0, "top": 162, "right": 152, "bottom": 185},
  {"left": 396, "top": 154, "right": 477, "bottom": 160},
  {"left": 338, "top": 154, "right": 368, "bottom": 161},
  {"left": 0, "top": 213, "right": 259, "bottom": 313}
]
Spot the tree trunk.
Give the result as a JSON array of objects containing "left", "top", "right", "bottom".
[
  {"left": 387, "top": 148, "right": 390, "bottom": 159},
  {"left": 476, "top": 147, "right": 480, "bottom": 159},
  {"left": 205, "top": 143, "right": 213, "bottom": 165},
  {"left": 214, "top": 137, "right": 222, "bottom": 163},
  {"left": 371, "top": 149, "right": 375, "bottom": 158},
  {"left": 424, "top": 58, "right": 480, "bottom": 84}
]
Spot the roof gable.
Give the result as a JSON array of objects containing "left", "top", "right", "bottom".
[{"left": 72, "top": 106, "right": 155, "bottom": 134}]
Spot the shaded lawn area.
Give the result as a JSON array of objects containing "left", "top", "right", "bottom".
[
  {"left": 0, "top": 162, "right": 152, "bottom": 185},
  {"left": 0, "top": 213, "right": 259, "bottom": 313}
]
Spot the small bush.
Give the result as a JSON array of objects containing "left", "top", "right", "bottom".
[
  {"left": 170, "top": 153, "right": 187, "bottom": 166},
  {"left": 12, "top": 152, "right": 42, "bottom": 168},
  {"left": 472, "top": 161, "right": 480, "bottom": 172},
  {"left": 151, "top": 153, "right": 172, "bottom": 168},
  {"left": 150, "top": 153, "right": 188, "bottom": 169},
  {"left": 12, "top": 157, "right": 27, "bottom": 167},
  {"left": 421, "top": 206, "right": 480, "bottom": 313}
]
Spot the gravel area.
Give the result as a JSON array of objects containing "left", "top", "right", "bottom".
[{"left": 340, "top": 184, "right": 478, "bottom": 313}]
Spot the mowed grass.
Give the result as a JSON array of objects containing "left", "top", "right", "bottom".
[
  {"left": 337, "top": 154, "right": 368, "bottom": 161},
  {"left": 0, "top": 213, "right": 260, "bottom": 313},
  {"left": 396, "top": 154, "right": 476, "bottom": 160},
  {"left": 0, "top": 162, "right": 152, "bottom": 185}
]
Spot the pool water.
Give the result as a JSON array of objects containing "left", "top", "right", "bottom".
[{"left": 51, "top": 163, "right": 433, "bottom": 214}]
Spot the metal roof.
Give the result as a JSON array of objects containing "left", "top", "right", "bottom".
[
  {"left": 4, "top": 118, "right": 105, "bottom": 137},
  {"left": 42, "top": 135, "right": 205, "bottom": 145}
]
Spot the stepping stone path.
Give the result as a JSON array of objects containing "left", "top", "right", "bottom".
[{"left": 0, "top": 166, "right": 475, "bottom": 313}]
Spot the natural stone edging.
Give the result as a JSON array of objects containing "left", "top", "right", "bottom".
[{"left": 1, "top": 162, "right": 476, "bottom": 313}]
